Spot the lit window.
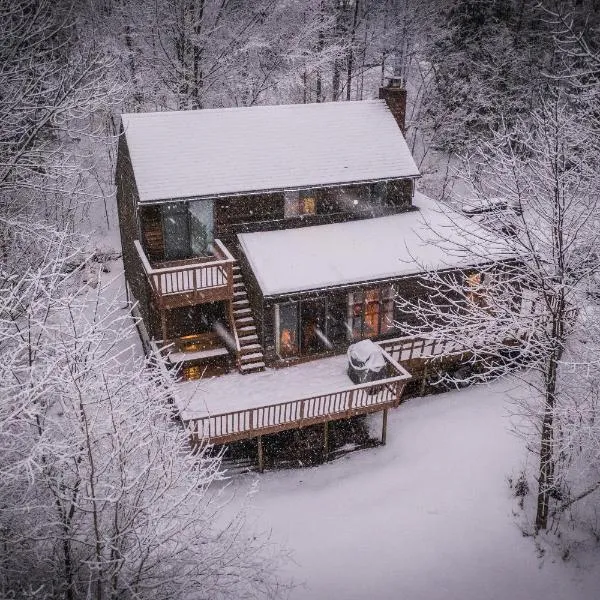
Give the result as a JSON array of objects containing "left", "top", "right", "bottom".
[
  {"left": 465, "top": 273, "right": 484, "bottom": 306},
  {"left": 182, "top": 365, "right": 202, "bottom": 381},
  {"left": 300, "top": 195, "right": 316, "bottom": 215},
  {"left": 347, "top": 286, "right": 396, "bottom": 340}
]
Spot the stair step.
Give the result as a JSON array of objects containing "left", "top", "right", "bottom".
[
  {"left": 240, "top": 352, "right": 264, "bottom": 362},
  {"left": 233, "top": 273, "right": 243, "bottom": 280},
  {"left": 240, "top": 362, "right": 265, "bottom": 373},
  {"left": 235, "top": 316, "right": 254, "bottom": 326},
  {"left": 233, "top": 291, "right": 247, "bottom": 299},
  {"left": 240, "top": 343, "right": 262, "bottom": 353},
  {"left": 233, "top": 307, "right": 252, "bottom": 317},
  {"left": 233, "top": 281, "right": 245, "bottom": 289},
  {"left": 239, "top": 325, "right": 256, "bottom": 334},
  {"left": 232, "top": 264, "right": 241, "bottom": 272},
  {"left": 233, "top": 299, "right": 249, "bottom": 308},
  {"left": 239, "top": 334, "right": 258, "bottom": 344}
]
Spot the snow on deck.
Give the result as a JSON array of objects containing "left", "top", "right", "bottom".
[
  {"left": 173, "top": 354, "right": 354, "bottom": 422},
  {"left": 121, "top": 100, "right": 419, "bottom": 202},
  {"left": 238, "top": 192, "right": 511, "bottom": 296}
]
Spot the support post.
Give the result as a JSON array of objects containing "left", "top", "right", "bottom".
[
  {"left": 419, "top": 364, "right": 428, "bottom": 397},
  {"left": 257, "top": 435, "right": 264, "bottom": 473},
  {"left": 381, "top": 409, "right": 388, "bottom": 446},
  {"left": 160, "top": 309, "right": 168, "bottom": 342},
  {"left": 323, "top": 421, "right": 329, "bottom": 462}
]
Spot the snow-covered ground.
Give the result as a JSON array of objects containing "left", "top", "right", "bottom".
[{"left": 219, "top": 377, "right": 600, "bottom": 600}]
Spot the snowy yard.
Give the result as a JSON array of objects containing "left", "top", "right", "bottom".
[{"left": 220, "top": 377, "right": 600, "bottom": 600}]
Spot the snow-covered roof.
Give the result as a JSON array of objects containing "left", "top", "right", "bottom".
[
  {"left": 238, "top": 192, "right": 511, "bottom": 297},
  {"left": 121, "top": 100, "right": 420, "bottom": 203}
]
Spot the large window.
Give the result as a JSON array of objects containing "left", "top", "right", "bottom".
[
  {"left": 274, "top": 289, "right": 395, "bottom": 359},
  {"left": 348, "top": 286, "right": 395, "bottom": 340},
  {"left": 275, "top": 297, "right": 348, "bottom": 358},
  {"left": 161, "top": 199, "right": 214, "bottom": 260}
]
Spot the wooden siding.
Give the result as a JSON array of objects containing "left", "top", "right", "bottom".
[
  {"left": 215, "top": 192, "right": 284, "bottom": 244},
  {"left": 385, "top": 178, "right": 413, "bottom": 208},
  {"left": 258, "top": 272, "right": 457, "bottom": 368},
  {"left": 115, "top": 130, "right": 159, "bottom": 337},
  {"left": 214, "top": 179, "right": 415, "bottom": 248}
]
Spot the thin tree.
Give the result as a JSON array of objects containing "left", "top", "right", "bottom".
[{"left": 394, "top": 90, "right": 600, "bottom": 531}]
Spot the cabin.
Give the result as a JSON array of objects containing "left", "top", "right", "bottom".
[{"left": 115, "top": 80, "right": 514, "bottom": 465}]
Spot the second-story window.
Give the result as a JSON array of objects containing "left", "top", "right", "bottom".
[
  {"left": 299, "top": 190, "right": 317, "bottom": 215},
  {"left": 284, "top": 190, "right": 299, "bottom": 218}
]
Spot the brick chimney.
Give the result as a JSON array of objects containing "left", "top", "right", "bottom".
[{"left": 379, "top": 77, "right": 407, "bottom": 134}]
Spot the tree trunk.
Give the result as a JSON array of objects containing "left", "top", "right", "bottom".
[
  {"left": 536, "top": 301, "right": 566, "bottom": 531},
  {"left": 332, "top": 59, "right": 341, "bottom": 100},
  {"left": 345, "top": 0, "right": 360, "bottom": 100},
  {"left": 192, "top": 0, "right": 205, "bottom": 109}
]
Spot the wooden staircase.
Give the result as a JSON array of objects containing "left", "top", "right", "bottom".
[{"left": 232, "top": 264, "right": 266, "bottom": 374}]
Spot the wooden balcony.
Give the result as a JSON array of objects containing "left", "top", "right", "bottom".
[{"left": 134, "top": 239, "right": 235, "bottom": 309}]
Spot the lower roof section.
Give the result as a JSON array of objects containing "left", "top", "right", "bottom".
[{"left": 238, "top": 192, "right": 508, "bottom": 297}]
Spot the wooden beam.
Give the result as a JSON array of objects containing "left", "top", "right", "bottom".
[
  {"left": 257, "top": 435, "right": 264, "bottom": 473},
  {"left": 323, "top": 421, "right": 329, "bottom": 461},
  {"left": 381, "top": 408, "right": 388, "bottom": 446}
]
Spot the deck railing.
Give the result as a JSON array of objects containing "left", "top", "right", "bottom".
[
  {"left": 378, "top": 326, "right": 536, "bottom": 364},
  {"left": 186, "top": 347, "right": 411, "bottom": 445},
  {"left": 134, "top": 239, "right": 235, "bottom": 305}
]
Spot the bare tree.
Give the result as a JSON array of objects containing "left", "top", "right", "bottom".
[
  {"left": 0, "top": 240, "right": 287, "bottom": 598},
  {"left": 395, "top": 90, "right": 600, "bottom": 532}
]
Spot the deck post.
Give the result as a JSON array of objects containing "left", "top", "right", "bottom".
[
  {"left": 419, "top": 364, "right": 428, "bottom": 397},
  {"left": 381, "top": 408, "right": 388, "bottom": 446},
  {"left": 160, "top": 309, "right": 167, "bottom": 343},
  {"left": 257, "top": 435, "right": 264, "bottom": 473},
  {"left": 323, "top": 421, "right": 329, "bottom": 462}
]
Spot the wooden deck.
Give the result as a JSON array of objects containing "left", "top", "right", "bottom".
[
  {"left": 162, "top": 328, "right": 533, "bottom": 454},
  {"left": 380, "top": 327, "right": 533, "bottom": 377},
  {"left": 182, "top": 346, "right": 411, "bottom": 446},
  {"left": 134, "top": 239, "right": 235, "bottom": 308}
]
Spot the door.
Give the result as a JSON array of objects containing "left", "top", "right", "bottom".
[
  {"left": 189, "top": 199, "right": 214, "bottom": 256},
  {"left": 162, "top": 203, "right": 190, "bottom": 260}
]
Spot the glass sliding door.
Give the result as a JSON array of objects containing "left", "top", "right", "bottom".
[
  {"left": 300, "top": 300, "right": 328, "bottom": 355},
  {"left": 161, "top": 200, "right": 214, "bottom": 260},
  {"left": 189, "top": 199, "right": 214, "bottom": 256},
  {"left": 162, "top": 203, "right": 191, "bottom": 260},
  {"left": 276, "top": 302, "right": 299, "bottom": 358},
  {"left": 325, "top": 295, "right": 348, "bottom": 347}
]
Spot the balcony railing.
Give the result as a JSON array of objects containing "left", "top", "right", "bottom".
[{"left": 134, "top": 239, "right": 236, "bottom": 308}]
